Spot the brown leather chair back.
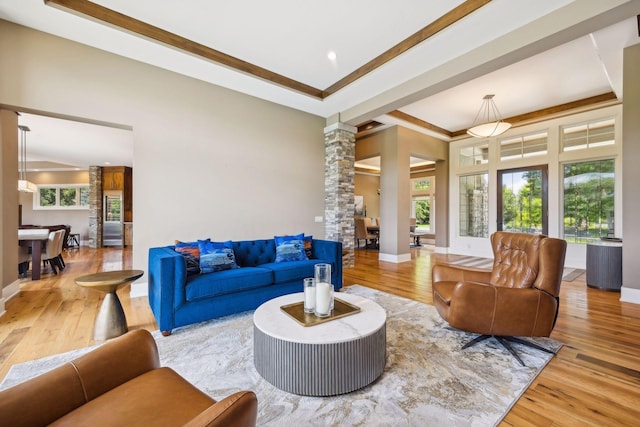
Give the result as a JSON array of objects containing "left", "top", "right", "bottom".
[
  {"left": 489, "top": 232, "right": 543, "bottom": 288},
  {"left": 533, "top": 236, "right": 567, "bottom": 297}
]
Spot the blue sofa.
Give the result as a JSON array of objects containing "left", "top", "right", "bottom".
[{"left": 148, "top": 238, "right": 343, "bottom": 335}]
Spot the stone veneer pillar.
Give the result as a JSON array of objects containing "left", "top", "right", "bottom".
[
  {"left": 88, "top": 166, "right": 103, "bottom": 248},
  {"left": 324, "top": 122, "right": 356, "bottom": 269}
]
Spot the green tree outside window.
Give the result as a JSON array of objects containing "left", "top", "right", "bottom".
[
  {"left": 39, "top": 188, "right": 57, "bottom": 207},
  {"left": 60, "top": 188, "right": 77, "bottom": 206}
]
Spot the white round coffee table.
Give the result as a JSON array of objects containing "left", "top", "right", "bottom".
[{"left": 253, "top": 292, "right": 386, "bottom": 396}]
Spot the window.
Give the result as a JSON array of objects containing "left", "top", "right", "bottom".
[
  {"left": 563, "top": 159, "right": 614, "bottom": 243},
  {"left": 500, "top": 132, "right": 548, "bottom": 161},
  {"left": 459, "top": 173, "right": 488, "bottom": 237},
  {"left": 411, "top": 177, "right": 435, "bottom": 232},
  {"left": 459, "top": 143, "right": 489, "bottom": 166},
  {"left": 561, "top": 118, "right": 615, "bottom": 152},
  {"left": 497, "top": 166, "right": 548, "bottom": 235},
  {"left": 35, "top": 184, "right": 90, "bottom": 210}
]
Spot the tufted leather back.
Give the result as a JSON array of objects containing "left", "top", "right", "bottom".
[{"left": 489, "top": 232, "right": 543, "bottom": 288}]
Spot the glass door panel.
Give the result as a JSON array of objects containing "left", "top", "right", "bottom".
[{"left": 497, "top": 166, "right": 547, "bottom": 235}]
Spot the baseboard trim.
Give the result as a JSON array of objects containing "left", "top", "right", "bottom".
[
  {"left": 0, "top": 280, "right": 22, "bottom": 319},
  {"left": 3, "top": 280, "right": 21, "bottom": 302},
  {"left": 378, "top": 253, "right": 411, "bottom": 263},
  {"left": 130, "top": 281, "right": 148, "bottom": 298},
  {"left": 434, "top": 246, "right": 449, "bottom": 254},
  {"left": 620, "top": 286, "right": 640, "bottom": 304}
]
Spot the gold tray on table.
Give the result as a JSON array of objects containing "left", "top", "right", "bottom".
[{"left": 280, "top": 297, "right": 361, "bottom": 327}]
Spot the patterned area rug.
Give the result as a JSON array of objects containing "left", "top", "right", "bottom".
[
  {"left": 442, "top": 256, "right": 585, "bottom": 282},
  {"left": 1, "top": 285, "right": 561, "bottom": 426}
]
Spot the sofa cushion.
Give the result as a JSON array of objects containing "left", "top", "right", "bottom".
[
  {"left": 260, "top": 259, "right": 328, "bottom": 284},
  {"left": 185, "top": 267, "right": 273, "bottom": 301},
  {"left": 303, "top": 235, "right": 313, "bottom": 258},
  {"left": 49, "top": 368, "right": 215, "bottom": 427},
  {"left": 174, "top": 239, "right": 209, "bottom": 276},
  {"left": 198, "top": 240, "right": 239, "bottom": 274},
  {"left": 274, "top": 234, "right": 307, "bottom": 263}
]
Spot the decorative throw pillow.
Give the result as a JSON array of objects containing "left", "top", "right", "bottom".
[
  {"left": 274, "top": 233, "right": 308, "bottom": 263},
  {"left": 198, "top": 240, "right": 239, "bottom": 274},
  {"left": 175, "top": 239, "right": 209, "bottom": 276},
  {"left": 303, "top": 235, "right": 313, "bottom": 258}
]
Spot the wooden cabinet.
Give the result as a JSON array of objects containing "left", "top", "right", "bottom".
[
  {"left": 102, "top": 166, "right": 133, "bottom": 222},
  {"left": 123, "top": 223, "right": 133, "bottom": 247},
  {"left": 102, "top": 167, "right": 126, "bottom": 191}
]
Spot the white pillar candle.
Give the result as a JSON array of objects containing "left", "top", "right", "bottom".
[
  {"left": 304, "top": 286, "right": 316, "bottom": 308},
  {"left": 315, "top": 282, "right": 332, "bottom": 315}
]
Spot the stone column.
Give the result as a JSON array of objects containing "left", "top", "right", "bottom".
[
  {"left": 88, "top": 166, "right": 103, "bottom": 248},
  {"left": 324, "top": 122, "right": 356, "bottom": 269}
]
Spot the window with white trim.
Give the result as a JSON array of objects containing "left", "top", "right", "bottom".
[
  {"left": 561, "top": 118, "right": 615, "bottom": 152},
  {"left": 500, "top": 132, "right": 548, "bottom": 161},
  {"left": 562, "top": 159, "right": 615, "bottom": 243},
  {"left": 35, "top": 184, "right": 90, "bottom": 210},
  {"left": 459, "top": 173, "right": 489, "bottom": 237},
  {"left": 459, "top": 142, "right": 489, "bottom": 166},
  {"left": 411, "top": 177, "right": 435, "bottom": 233}
]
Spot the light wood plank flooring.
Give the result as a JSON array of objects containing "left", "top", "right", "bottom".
[{"left": 1, "top": 245, "right": 639, "bottom": 425}]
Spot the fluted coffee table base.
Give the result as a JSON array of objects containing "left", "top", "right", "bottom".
[{"left": 253, "top": 292, "right": 386, "bottom": 396}]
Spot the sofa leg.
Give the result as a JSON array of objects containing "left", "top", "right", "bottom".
[{"left": 161, "top": 330, "right": 172, "bottom": 336}]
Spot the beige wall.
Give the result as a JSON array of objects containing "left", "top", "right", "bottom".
[
  {"left": 354, "top": 173, "right": 380, "bottom": 219},
  {"left": 355, "top": 126, "right": 448, "bottom": 259},
  {"left": 1, "top": 110, "right": 19, "bottom": 294},
  {"left": 622, "top": 43, "right": 640, "bottom": 299},
  {"left": 0, "top": 20, "right": 326, "bottom": 291},
  {"left": 19, "top": 171, "right": 91, "bottom": 241}
]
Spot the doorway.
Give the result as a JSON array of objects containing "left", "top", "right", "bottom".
[{"left": 497, "top": 165, "right": 548, "bottom": 235}]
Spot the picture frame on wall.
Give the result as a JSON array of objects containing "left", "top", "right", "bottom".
[{"left": 354, "top": 195, "right": 364, "bottom": 215}]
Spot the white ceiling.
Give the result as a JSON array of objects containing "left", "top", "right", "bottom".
[{"left": 1, "top": 0, "right": 639, "bottom": 170}]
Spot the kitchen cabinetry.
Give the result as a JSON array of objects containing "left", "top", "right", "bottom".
[
  {"left": 102, "top": 166, "right": 133, "bottom": 222},
  {"left": 124, "top": 222, "right": 133, "bottom": 247}
]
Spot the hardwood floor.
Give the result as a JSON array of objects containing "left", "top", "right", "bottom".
[{"left": 1, "top": 245, "right": 639, "bottom": 425}]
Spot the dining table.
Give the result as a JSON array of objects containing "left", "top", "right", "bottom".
[{"left": 18, "top": 228, "right": 50, "bottom": 280}]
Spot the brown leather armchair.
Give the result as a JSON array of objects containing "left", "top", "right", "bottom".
[
  {"left": 0, "top": 329, "right": 258, "bottom": 427},
  {"left": 432, "top": 232, "right": 567, "bottom": 366}
]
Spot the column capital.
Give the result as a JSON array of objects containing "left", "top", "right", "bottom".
[{"left": 324, "top": 122, "right": 357, "bottom": 135}]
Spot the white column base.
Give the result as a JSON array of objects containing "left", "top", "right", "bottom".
[
  {"left": 378, "top": 253, "right": 411, "bottom": 263},
  {"left": 620, "top": 286, "right": 640, "bottom": 304}
]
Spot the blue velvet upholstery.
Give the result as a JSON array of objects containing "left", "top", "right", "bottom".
[{"left": 148, "top": 238, "right": 343, "bottom": 335}]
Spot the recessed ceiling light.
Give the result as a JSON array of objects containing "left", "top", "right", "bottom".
[
  {"left": 104, "top": 161, "right": 111, "bottom": 165},
  {"left": 327, "top": 51, "right": 337, "bottom": 61}
]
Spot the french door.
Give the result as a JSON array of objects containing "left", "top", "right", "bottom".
[{"left": 497, "top": 165, "right": 548, "bottom": 235}]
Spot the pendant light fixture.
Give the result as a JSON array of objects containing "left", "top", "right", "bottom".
[
  {"left": 18, "top": 125, "right": 37, "bottom": 193},
  {"left": 466, "top": 94, "right": 512, "bottom": 138}
]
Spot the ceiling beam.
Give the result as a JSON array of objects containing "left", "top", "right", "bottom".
[
  {"left": 45, "top": 0, "right": 325, "bottom": 98},
  {"left": 386, "top": 110, "right": 454, "bottom": 138},
  {"left": 45, "top": 0, "right": 491, "bottom": 101},
  {"left": 323, "top": 0, "right": 492, "bottom": 98}
]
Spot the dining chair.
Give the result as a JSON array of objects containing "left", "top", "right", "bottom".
[{"left": 355, "top": 218, "right": 378, "bottom": 249}]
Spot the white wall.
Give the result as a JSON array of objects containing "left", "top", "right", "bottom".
[
  {"left": 448, "top": 104, "right": 623, "bottom": 269},
  {"left": 0, "top": 20, "right": 326, "bottom": 284}
]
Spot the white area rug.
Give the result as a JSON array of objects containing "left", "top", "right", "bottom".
[
  {"left": 1, "top": 285, "right": 561, "bottom": 426},
  {"left": 442, "top": 256, "right": 585, "bottom": 282}
]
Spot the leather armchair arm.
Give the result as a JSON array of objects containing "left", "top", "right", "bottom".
[
  {"left": 432, "top": 264, "right": 492, "bottom": 284},
  {"left": 0, "top": 330, "right": 160, "bottom": 427},
  {"left": 448, "top": 282, "right": 557, "bottom": 336},
  {"left": 183, "top": 391, "right": 258, "bottom": 427}
]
